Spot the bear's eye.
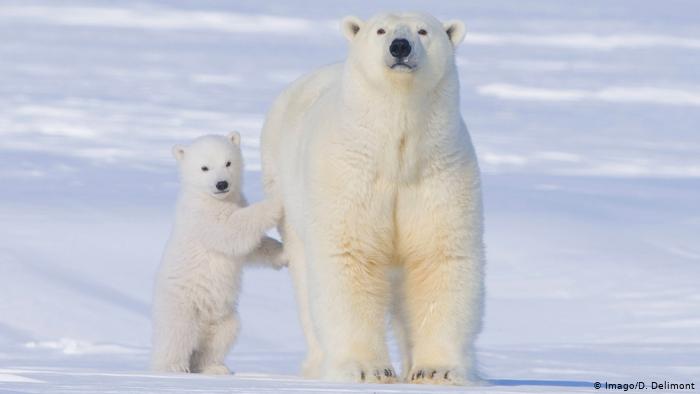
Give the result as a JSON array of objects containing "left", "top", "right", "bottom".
[
  {"left": 225, "top": 161, "right": 231, "bottom": 167},
  {"left": 377, "top": 28, "right": 385, "bottom": 35},
  {"left": 418, "top": 29, "right": 427, "bottom": 36},
  {"left": 201, "top": 166, "right": 209, "bottom": 172}
]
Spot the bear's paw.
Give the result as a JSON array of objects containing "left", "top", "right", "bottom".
[
  {"left": 326, "top": 360, "right": 397, "bottom": 384},
  {"left": 408, "top": 366, "right": 476, "bottom": 385}
]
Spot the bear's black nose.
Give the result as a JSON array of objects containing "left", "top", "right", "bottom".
[
  {"left": 390, "top": 38, "right": 411, "bottom": 58},
  {"left": 216, "top": 181, "right": 229, "bottom": 191}
]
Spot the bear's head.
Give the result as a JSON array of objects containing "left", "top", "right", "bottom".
[
  {"left": 172, "top": 132, "right": 243, "bottom": 200},
  {"left": 341, "top": 13, "right": 466, "bottom": 90}
]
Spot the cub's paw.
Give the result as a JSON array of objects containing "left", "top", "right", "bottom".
[
  {"left": 272, "top": 252, "right": 289, "bottom": 270},
  {"left": 259, "top": 237, "right": 288, "bottom": 269},
  {"left": 200, "top": 364, "right": 231, "bottom": 375},
  {"left": 408, "top": 366, "right": 472, "bottom": 385},
  {"left": 326, "top": 360, "right": 397, "bottom": 383}
]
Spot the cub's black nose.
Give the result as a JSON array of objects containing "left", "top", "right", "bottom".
[
  {"left": 216, "top": 181, "right": 229, "bottom": 191},
  {"left": 390, "top": 38, "right": 411, "bottom": 58}
]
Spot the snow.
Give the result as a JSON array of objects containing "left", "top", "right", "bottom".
[
  {"left": 0, "top": 5, "right": 315, "bottom": 34},
  {"left": 477, "top": 84, "right": 700, "bottom": 107},
  {"left": 0, "top": 0, "right": 698, "bottom": 392},
  {"left": 466, "top": 32, "right": 700, "bottom": 50}
]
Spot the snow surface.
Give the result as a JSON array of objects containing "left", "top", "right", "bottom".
[{"left": 1, "top": 0, "right": 699, "bottom": 392}]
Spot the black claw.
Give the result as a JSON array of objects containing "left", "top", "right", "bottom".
[
  {"left": 444, "top": 371, "right": 450, "bottom": 379},
  {"left": 384, "top": 369, "right": 390, "bottom": 377},
  {"left": 418, "top": 370, "right": 425, "bottom": 379},
  {"left": 411, "top": 373, "right": 416, "bottom": 381},
  {"left": 360, "top": 371, "right": 365, "bottom": 381},
  {"left": 374, "top": 370, "right": 381, "bottom": 379},
  {"left": 430, "top": 370, "right": 437, "bottom": 378}
]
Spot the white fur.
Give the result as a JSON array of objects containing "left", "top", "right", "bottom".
[
  {"left": 151, "top": 133, "right": 285, "bottom": 374},
  {"left": 261, "top": 13, "right": 483, "bottom": 385}
]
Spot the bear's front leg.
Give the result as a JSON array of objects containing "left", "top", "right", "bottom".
[
  {"left": 403, "top": 254, "right": 483, "bottom": 385},
  {"left": 309, "top": 243, "right": 397, "bottom": 383},
  {"left": 398, "top": 173, "right": 485, "bottom": 385},
  {"left": 305, "top": 189, "right": 398, "bottom": 383},
  {"left": 303, "top": 146, "right": 399, "bottom": 383}
]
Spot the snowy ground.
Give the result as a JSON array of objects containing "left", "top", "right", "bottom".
[{"left": 1, "top": 1, "right": 699, "bottom": 392}]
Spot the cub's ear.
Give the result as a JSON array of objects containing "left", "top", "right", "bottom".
[
  {"left": 341, "top": 16, "right": 363, "bottom": 41},
  {"left": 227, "top": 131, "right": 241, "bottom": 146},
  {"left": 172, "top": 144, "right": 185, "bottom": 161},
  {"left": 443, "top": 20, "right": 466, "bottom": 47}
]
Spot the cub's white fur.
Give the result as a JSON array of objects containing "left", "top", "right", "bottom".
[
  {"left": 261, "top": 13, "right": 483, "bottom": 385},
  {"left": 151, "top": 133, "right": 285, "bottom": 374}
]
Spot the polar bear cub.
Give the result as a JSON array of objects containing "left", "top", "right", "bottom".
[{"left": 151, "top": 132, "right": 285, "bottom": 374}]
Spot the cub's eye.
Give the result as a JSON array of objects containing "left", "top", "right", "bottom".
[
  {"left": 418, "top": 29, "right": 427, "bottom": 36},
  {"left": 377, "top": 28, "right": 385, "bottom": 35},
  {"left": 225, "top": 161, "right": 231, "bottom": 167},
  {"left": 201, "top": 166, "right": 209, "bottom": 172}
]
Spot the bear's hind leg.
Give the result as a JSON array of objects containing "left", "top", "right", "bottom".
[
  {"left": 151, "top": 302, "right": 199, "bottom": 373},
  {"left": 283, "top": 221, "right": 324, "bottom": 378},
  {"left": 191, "top": 314, "right": 238, "bottom": 375}
]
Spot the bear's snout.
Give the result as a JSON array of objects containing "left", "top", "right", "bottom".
[
  {"left": 389, "top": 38, "right": 411, "bottom": 58},
  {"left": 215, "top": 181, "right": 229, "bottom": 191}
]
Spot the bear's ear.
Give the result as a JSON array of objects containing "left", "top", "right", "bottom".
[
  {"left": 443, "top": 20, "right": 466, "bottom": 47},
  {"left": 227, "top": 131, "right": 241, "bottom": 146},
  {"left": 341, "top": 16, "right": 363, "bottom": 41},
  {"left": 172, "top": 144, "right": 185, "bottom": 161}
]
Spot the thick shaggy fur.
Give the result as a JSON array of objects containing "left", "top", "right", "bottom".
[
  {"left": 151, "top": 133, "right": 285, "bottom": 374},
  {"left": 261, "top": 13, "right": 484, "bottom": 385}
]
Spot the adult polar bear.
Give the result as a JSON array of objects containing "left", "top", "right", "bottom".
[{"left": 261, "top": 13, "right": 484, "bottom": 385}]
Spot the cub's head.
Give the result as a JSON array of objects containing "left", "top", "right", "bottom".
[
  {"left": 341, "top": 13, "right": 466, "bottom": 89},
  {"left": 172, "top": 132, "right": 243, "bottom": 200}
]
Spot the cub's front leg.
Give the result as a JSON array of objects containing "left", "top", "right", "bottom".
[{"left": 193, "top": 197, "right": 283, "bottom": 257}]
